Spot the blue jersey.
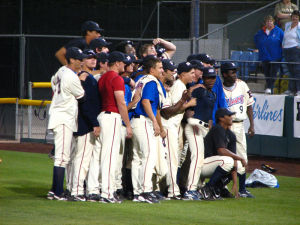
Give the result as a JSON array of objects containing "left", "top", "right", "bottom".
[
  {"left": 124, "top": 83, "right": 134, "bottom": 120},
  {"left": 192, "top": 87, "right": 216, "bottom": 123},
  {"left": 212, "top": 76, "right": 228, "bottom": 124},
  {"left": 134, "top": 81, "right": 162, "bottom": 117}
]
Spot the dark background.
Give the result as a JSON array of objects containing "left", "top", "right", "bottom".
[{"left": 0, "top": 0, "right": 271, "bottom": 98}]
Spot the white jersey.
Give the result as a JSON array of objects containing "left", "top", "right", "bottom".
[
  {"left": 223, "top": 79, "right": 255, "bottom": 121},
  {"left": 48, "top": 66, "right": 85, "bottom": 131},
  {"left": 167, "top": 79, "right": 187, "bottom": 128}
]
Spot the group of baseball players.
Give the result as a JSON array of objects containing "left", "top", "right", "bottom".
[{"left": 46, "top": 20, "right": 255, "bottom": 204}]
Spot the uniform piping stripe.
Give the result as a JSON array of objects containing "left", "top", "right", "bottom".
[
  {"left": 167, "top": 130, "right": 175, "bottom": 195},
  {"left": 107, "top": 118, "right": 117, "bottom": 198},
  {"left": 59, "top": 125, "right": 65, "bottom": 167},
  {"left": 204, "top": 159, "right": 224, "bottom": 167},
  {"left": 142, "top": 121, "right": 151, "bottom": 192},
  {"left": 76, "top": 134, "right": 88, "bottom": 195},
  {"left": 189, "top": 127, "right": 199, "bottom": 190}
]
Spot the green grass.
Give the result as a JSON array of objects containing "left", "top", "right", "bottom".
[{"left": 0, "top": 150, "right": 300, "bottom": 225}]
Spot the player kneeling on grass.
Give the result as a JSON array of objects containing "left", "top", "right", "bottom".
[{"left": 199, "top": 108, "right": 247, "bottom": 200}]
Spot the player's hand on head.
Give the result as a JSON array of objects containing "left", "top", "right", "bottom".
[
  {"left": 93, "top": 126, "right": 101, "bottom": 137},
  {"left": 187, "top": 98, "right": 197, "bottom": 107},
  {"left": 153, "top": 38, "right": 161, "bottom": 45}
]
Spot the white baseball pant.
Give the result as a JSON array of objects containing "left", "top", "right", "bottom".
[
  {"left": 71, "top": 132, "right": 96, "bottom": 196},
  {"left": 231, "top": 122, "right": 247, "bottom": 174},
  {"left": 131, "top": 115, "right": 157, "bottom": 195},
  {"left": 115, "top": 125, "right": 127, "bottom": 190},
  {"left": 86, "top": 136, "right": 101, "bottom": 195},
  {"left": 165, "top": 126, "right": 181, "bottom": 197},
  {"left": 184, "top": 118, "right": 209, "bottom": 191},
  {"left": 98, "top": 111, "right": 122, "bottom": 199}
]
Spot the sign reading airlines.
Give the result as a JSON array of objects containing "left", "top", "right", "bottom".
[{"left": 244, "top": 94, "right": 285, "bottom": 137}]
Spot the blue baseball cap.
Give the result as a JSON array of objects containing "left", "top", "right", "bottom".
[
  {"left": 108, "top": 51, "right": 126, "bottom": 63},
  {"left": 82, "top": 49, "right": 96, "bottom": 59},
  {"left": 177, "top": 61, "right": 195, "bottom": 74},
  {"left": 215, "top": 108, "right": 236, "bottom": 121},
  {"left": 190, "top": 59, "right": 205, "bottom": 71},
  {"left": 162, "top": 59, "right": 177, "bottom": 71},
  {"left": 89, "top": 38, "right": 111, "bottom": 51},
  {"left": 66, "top": 47, "right": 87, "bottom": 61},
  {"left": 81, "top": 21, "right": 104, "bottom": 33},
  {"left": 96, "top": 52, "right": 109, "bottom": 63},
  {"left": 202, "top": 67, "right": 217, "bottom": 77}
]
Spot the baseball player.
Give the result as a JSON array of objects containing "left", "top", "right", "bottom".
[
  {"left": 55, "top": 21, "right": 103, "bottom": 65},
  {"left": 69, "top": 49, "right": 101, "bottom": 202},
  {"left": 160, "top": 62, "right": 197, "bottom": 199},
  {"left": 98, "top": 51, "right": 132, "bottom": 203},
  {"left": 200, "top": 108, "right": 247, "bottom": 200},
  {"left": 131, "top": 57, "right": 166, "bottom": 203},
  {"left": 93, "top": 52, "right": 109, "bottom": 81},
  {"left": 221, "top": 62, "right": 255, "bottom": 198},
  {"left": 183, "top": 67, "right": 217, "bottom": 200},
  {"left": 47, "top": 47, "right": 86, "bottom": 200},
  {"left": 89, "top": 38, "right": 111, "bottom": 54}
]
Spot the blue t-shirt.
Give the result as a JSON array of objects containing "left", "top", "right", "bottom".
[
  {"left": 134, "top": 81, "right": 160, "bottom": 117},
  {"left": 192, "top": 87, "right": 216, "bottom": 123},
  {"left": 124, "top": 83, "right": 134, "bottom": 120}
]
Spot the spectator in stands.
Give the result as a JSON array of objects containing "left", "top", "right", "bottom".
[
  {"left": 55, "top": 21, "right": 103, "bottom": 65},
  {"left": 254, "top": 15, "right": 284, "bottom": 94},
  {"left": 282, "top": 10, "right": 300, "bottom": 96},
  {"left": 274, "top": 0, "right": 298, "bottom": 31}
]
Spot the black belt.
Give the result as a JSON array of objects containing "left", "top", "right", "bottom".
[
  {"left": 133, "top": 115, "right": 140, "bottom": 118},
  {"left": 199, "top": 120, "right": 209, "bottom": 128},
  {"left": 233, "top": 120, "right": 243, "bottom": 123},
  {"left": 105, "top": 111, "right": 111, "bottom": 114}
]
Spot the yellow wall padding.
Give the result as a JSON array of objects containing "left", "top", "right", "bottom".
[
  {"left": 31, "top": 82, "right": 52, "bottom": 88},
  {"left": 0, "top": 98, "right": 51, "bottom": 106}
]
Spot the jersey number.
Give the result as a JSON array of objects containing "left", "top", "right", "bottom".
[
  {"left": 239, "top": 105, "right": 243, "bottom": 113},
  {"left": 55, "top": 77, "right": 61, "bottom": 94}
]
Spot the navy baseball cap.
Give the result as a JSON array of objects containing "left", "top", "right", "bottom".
[
  {"left": 124, "top": 54, "right": 133, "bottom": 65},
  {"left": 162, "top": 59, "right": 177, "bottom": 71},
  {"left": 215, "top": 108, "right": 236, "bottom": 121},
  {"left": 221, "top": 62, "right": 238, "bottom": 71},
  {"left": 81, "top": 21, "right": 103, "bottom": 33},
  {"left": 108, "top": 51, "right": 126, "bottom": 63},
  {"left": 96, "top": 52, "right": 109, "bottom": 63},
  {"left": 202, "top": 67, "right": 217, "bottom": 77},
  {"left": 66, "top": 47, "right": 87, "bottom": 61},
  {"left": 82, "top": 49, "right": 96, "bottom": 59},
  {"left": 89, "top": 38, "right": 111, "bottom": 50},
  {"left": 196, "top": 54, "right": 214, "bottom": 64},
  {"left": 141, "top": 54, "right": 157, "bottom": 66},
  {"left": 187, "top": 54, "right": 198, "bottom": 62},
  {"left": 177, "top": 61, "right": 195, "bottom": 74},
  {"left": 190, "top": 59, "right": 205, "bottom": 71}
]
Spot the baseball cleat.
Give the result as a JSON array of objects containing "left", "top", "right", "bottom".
[
  {"left": 239, "top": 189, "right": 255, "bottom": 198},
  {"left": 100, "top": 197, "right": 121, "bottom": 204},
  {"left": 170, "top": 195, "right": 182, "bottom": 200},
  {"left": 86, "top": 194, "right": 101, "bottom": 202},
  {"left": 47, "top": 191, "right": 54, "bottom": 200},
  {"left": 182, "top": 190, "right": 201, "bottom": 200},
  {"left": 199, "top": 185, "right": 215, "bottom": 201},
  {"left": 53, "top": 194, "right": 67, "bottom": 201},
  {"left": 152, "top": 191, "right": 170, "bottom": 201},
  {"left": 140, "top": 192, "right": 159, "bottom": 204},
  {"left": 69, "top": 195, "right": 86, "bottom": 202}
]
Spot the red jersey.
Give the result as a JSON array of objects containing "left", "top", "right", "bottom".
[{"left": 98, "top": 70, "right": 125, "bottom": 113}]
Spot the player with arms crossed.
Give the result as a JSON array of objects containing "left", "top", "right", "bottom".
[
  {"left": 221, "top": 62, "right": 255, "bottom": 198},
  {"left": 47, "top": 47, "right": 86, "bottom": 200}
]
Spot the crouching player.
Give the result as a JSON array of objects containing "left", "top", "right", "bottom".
[{"left": 199, "top": 108, "right": 247, "bottom": 200}]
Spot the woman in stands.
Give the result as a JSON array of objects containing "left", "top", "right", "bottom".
[
  {"left": 254, "top": 15, "right": 284, "bottom": 94},
  {"left": 282, "top": 10, "right": 300, "bottom": 96}
]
